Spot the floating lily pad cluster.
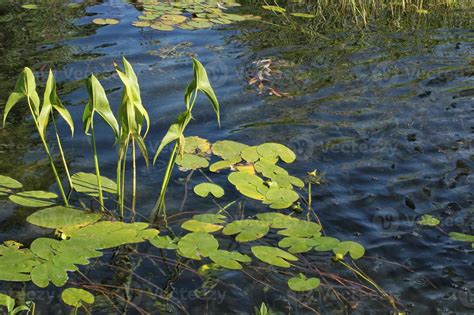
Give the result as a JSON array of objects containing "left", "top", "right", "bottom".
[
  {"left": 173, "top": 137, "right": 304, "bottom": 209},
  {"left": 151, "top": 211, "right": 365, "bottom": 276},
  {"left": 132, "top": 1, "right": 261, "bottom": 31}
]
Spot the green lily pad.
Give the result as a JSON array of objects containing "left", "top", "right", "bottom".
[
  {"left": 333, "top": 241, "right": 365, "bottom": 260},
  {"left": 255, "top": 160, "right": 288, "bottom": 179},
  {"left": 264, "top": 188, "right": 299, "bottom": 209},
  {"left": 193, "top": 213, "right": 226, "bottom": 224},
  {"left": 0, "top": 175, "right": 22, "bottom": 189},
  {"left": 194, "top": 183, "right": 224, "bottom": 198},
  {"left": 132, "top": 21, "right": 152, "bottom": 27},
  {"left": 417, "top": 214, "right": 440, "bottom": 226},
  {"left": 176, "top": 154, "right": 209, "bottom": 170},
  {"left": 161, "top": 14, "right": 187, "bottom": 25},
  {"left": 92, "top": 18, "right": 120, "bottom": 25},
  {"left": 288, "top": 274, "right": 320, "bottom": 291},
  {"left": 277, "top": 220, "right": 321, "bottom": 238},
  {"left": 241, "top": 146, "right": 259, "bottom": 162},
  {"left": 0, "top": 245, "right": 40, "bottom": 281},
  {"left": 278, "top": 237, "right": 314, "bottom": 253},
  {"left": 181, "top": 219, "right": 223, "bottom": 233},
  {"left": 9, "top": 191, "right": 57, "bottom": 207},
  {"left": 222, "top": 220, "right": 269, "bottom": 242},
  {"left": 311, "top": 236, "right": 340, "bottom": 251},
  {"left": 184, "top": 136, "right": 211, "bottom": 155},
  {"left": 257, "top": 143, "right": 296, "bottom": 163},
  {"left": 187, "top": 20, "right": 214, "bottom": 29},
  {"left": 151, "top": 23, "right": 174, "bottom": 31},
  {"left": 271, "top": 174, "right": 304, "bottom": 189},
  {"left": 177, "top": 232, "right": 218, "bottom": 260},
  {"left": 71, "top": 172, "right": 117, "bottom": 197},
  {"left": 26, "top": 206, "right": 102, "bottom": 229},
  {"left": 212, "top": 140, "right": 249, "bottom": 163},
  {"left": 209, "top": 250, "right": 251, "bottom": 270},
  {"left": 61, "top": 288, "right": 94, "bottom": 308},
  {"left": 251, "top": 246, "right": 297, "bottom": 268},
  {"left": 228, "top": 171, "right": 268, "bottom": 200},
  {"left": 149, "top": 236, "right": 178, "bottom": 250},
  {"left": 256, "top": 212, "right": 299, "bottom": 228},
  {"left": 210, "top": 160, "right": 233, "bottom": 172}
]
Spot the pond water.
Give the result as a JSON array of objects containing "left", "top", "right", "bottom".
[{"left": 0, "top": 0, "right": 473, "bottom": 314}]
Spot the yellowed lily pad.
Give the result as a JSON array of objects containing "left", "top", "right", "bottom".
[{"left": 92, "top": 18, "right": 120, "bottom": 25}]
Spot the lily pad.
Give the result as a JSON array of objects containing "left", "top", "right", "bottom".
[
  {"left": 0, "top": 245, "right": 40, "bottom": 281},
  {"left": 71, "top": 172, "right": 117, "bottom": 197},
  {"left": 278, "top": 237, "right": 314, "bottom": 253},
  {"left": 210, "top": 160, "right": 233, "bottom": 172},
  {"left": 184, "top": 136, "right": 211, "bottom": 155},
  {"left": 257, "top": 143, "right": 296, "bottom": 163},
  {"left": 132, "top": 21, "right": 152, "bottom": 27},
  {"left": 193, "top": 213, "right": 226, "bottom": 224},
  {"left": 251, "top": 246, "right": 297, "bottom": 268},
  {"left": 151, "top": 23, "right": 174, "bottom": 31},
  {"left": 264, "top": 188, "right": 299, "bottom": 209},
  {"left": 0, "top": 175, "right": 22, "bottom": 189},
  {"left": 417, "top": 214, "right": 440, "bottom": 226},
  {"left": 449, "top": 232, "right": 474, "bottom": 242},
  {"left": 333, "top": 241, "right": 365, "bottom": 260},
  {"left": 161, "top": 14, "right": 187, "bottom": 25},
  {"left": 61, "top": 288, "right": 95, "bottom": 308},
  {"left": 181, "top": 219, "right": 223, "bottom": 233},
  {"left": 288, "top": 274, "right": 320, "bottom": 291},
  {"left": 176, "top": 154, "right": 209, "bottom": 170},
  {"left": 212, "top": 140, "right": 249, "bottom": 163},
  {"left": 311, "top": 236, "right": 340, "bottom": 251},
  {"left": 92, "top": 18, "right": 120, "bottom": 25},
  {"left": 177, "top": 232, "right": 218, "bottom": 260},
  {"left": 149, "top": 236, "right": 179, "bottom": 250},
  {"left": 26, "top": 206, "right": 102, "bottom": 229},
  {"left": 194, "top": 183, "right": 224, "bottom": 198},
  {"left": 209, "top": 250, "right": 251, "bottom": 270},
  {"left": 9, "top": 191, "right": 57, "bottom": 207},
  {"left": 222, "top": 220, "right": 269, "bottom": 242}
]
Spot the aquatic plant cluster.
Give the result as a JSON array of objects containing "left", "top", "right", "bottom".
[{"left": 0, "top": 57, "right": 389, "bottom": 313}]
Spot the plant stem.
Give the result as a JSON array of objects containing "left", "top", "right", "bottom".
[
  {"left": 91, "top": 120, "right": 104, "bottom": 211},
  {"left": 51, "top": 113, "right": 73, "bottom": 192},
  {"left": 150, "top": 143, "right": 178, "bottom": 223},
  {"left": 27, "top": 98, "right": 68, "bottom": 206},
  {"left": 120, "top": 140, "right": 129, "bottom": 218},
  {"left": 131, "top": 136, "right": 137, "bottom": 215}
]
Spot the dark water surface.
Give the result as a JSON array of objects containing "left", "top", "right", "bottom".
[{"left": 0, "top": 0, "right": 473, "bottom": 314}]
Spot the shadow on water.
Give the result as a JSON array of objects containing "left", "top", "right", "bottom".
[{"left": 0, "top": 0, "right": 473, "bottom": 313}]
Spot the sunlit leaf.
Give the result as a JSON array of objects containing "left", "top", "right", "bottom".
[
  {"left": 222, "top": 220, "right": 269, "bottom": 242},
  {"left": 311, "top": 236, "right": 340, "bottom": 251},
  {"left": 278, "top": 237, "right": 314, "bottom": 253},
  {"left": 251, "top": 246, "right": 297, "bottom": 268},
  {"left": 176, "top": 154, "right": 209, "bottom": 170},
  {"left": 257, "top": 143, "right": 296, "bottom": 163},
  {"left": 26, "top": 206, "right": 102, "bottom": 229},
  {"left": 261, "top": 5, "right": 286, "bottom": 13},
  {"left": 184, "top": 136, "right": 211, "bottom": 155},
  {"left": 212, "top": 140, "right": 248, "bottom": 163},
  {"left": 417, "top": 214, "right": 440, "bottom": 226},
  {"left": 209, "top": 250, "right": 251, "bottom": 270},
  {"left": 288, "top": 274, "right": 320, "bottom": 291},
  {"left": 193, "top": 183, "right": 224, "bottom": 198},
  {"left": 193, "top": 213, "right": 226, "bottom": 224},
  {"left": 3, "top": 68, "right": 40, "bottom": 127},
  {"left": 149, "top": 235, "right": 179, "bottom": 250},
  {"left": 449, "top": 232, "right": 474, "bottom": 242},
  {"left": 181, "top": 219, "right": 223, "bottom": 233},
  {"left": 71, "top": 172, "right": 117, "bottom": 197},
  {"left": 9, "top": 191, "right": 57, "bottom": 208},
  {"left": 61, "top": 288, "right": 95, "bottom": 308},
  {"left": 333, "top": 241, "right": 365, "bottom": 260},
  {"left": 92, "top": 18, "right": 120, "bottom": 25},
  {"left": 290, "top": 13, "right": 316, "bottom": 18},
  {"left": 177, "top": 232, "right": 218, "bottom": 260},
  {"left": 84, "top": 74, "right": 119, "bottom": 141}
]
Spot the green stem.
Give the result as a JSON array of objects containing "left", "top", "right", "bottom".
[
  {"left": 150, "top": 143, "right": 178, "bottom": 223},
  {"left": 90, "top": 120, "right": 104, "bottom": 211},
  {"left": 51, "top": 113, "right": 73, "bottom": 191},
  {"left": 27, "top": 98, "right": 68, "bottom": 206},
  {"left": 120, "top": 140, "right": 129, "bottom": 218},
  {"left": 131, "top": 136, "right": 137, "bottom": 215}
]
